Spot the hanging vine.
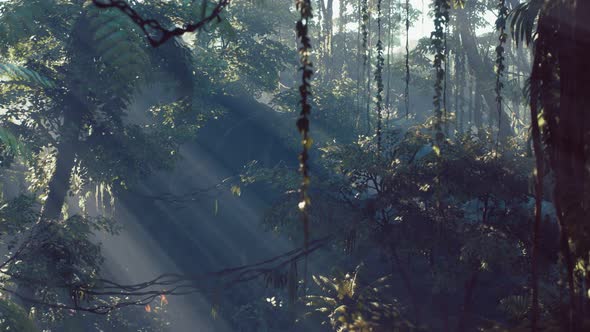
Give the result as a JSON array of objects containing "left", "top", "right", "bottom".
[
  {"left": 443, "top": 23, "right": 448, "bottom": 132},
  {"left": 375, "top": 0, "right": 384, "bottom": 154},
  {"left": 494, "top": 0, "right": 507, "bottom": 152},
  {"left": 362, "top": 0, "right": 372, "bottom": 132},
  {"left": 295, "top": 0, "right": 314, "bottom": 290},
  {"left": 405, "top": 0, "right": 410, "bottom": 118},
  {"left": 361, "top": 0, "right": 369, "bottom": 66},
  {"left": 385, "top": 0, "right": 394, "bottom": 109},
  {"left": 431, "top": 0, "right": 449, "bottom": 154}
]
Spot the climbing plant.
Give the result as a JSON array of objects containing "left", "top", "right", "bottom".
[
  {"left": 295, "top": 0, "right": 314, "bottom": 290},
  {"left": 431, "top": 0, "right": 449, "bottom": 154},
  {"left": 375, "top": 0, "right": 384, "bottom": 154},
  {"left": 404, "top": 0, "right": 410, "bottom": 118},
  {"left": 494, "top": 0, "right": 507, "bottom": 150}
]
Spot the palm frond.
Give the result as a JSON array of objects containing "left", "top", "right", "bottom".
[
  {"left": 0, "top": 63, "right": 56, "bottom": 89},
  {"left": 498, "top": 294, "right": 531, "bottom": 321},
  {"left": 509, "top": 0, "right": 544, "bottom": 47}
]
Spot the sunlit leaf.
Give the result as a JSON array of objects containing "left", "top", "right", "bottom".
[
  {"left": 230, "top": 185, "right": 241, "bottom": 196},
  {"left": 433, "top": 144, "right": 441, "bottom": 157}
]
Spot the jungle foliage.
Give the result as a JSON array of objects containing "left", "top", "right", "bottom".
[{"left": 0, "top": 0, "right": 589, "bottom": 331}]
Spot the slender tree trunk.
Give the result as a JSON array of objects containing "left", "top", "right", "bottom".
[
  {"left": 391, "top": 247, "right": 421, "bottom": 323},
  {"left": 319, "top": 0, "right": 334, "bottom": 78},
  {"left": 365, "top": 8, "right": 372, "bottom": 134},
  {"left": 384, "top": 0, "right": 392, "bottom": 109},
  {"left": 355, "top": 0, "right": 363, "bottom": 130},
  {"left": 529, "top": 19, "right": 545, "bottom": 329},
  {"left": 317, "top": 0, "right": 325, "bottom": 76},
  {"left": 338, "top": 0, "right": 345, "bottom": 35},
  {"left": 474, "top": 79, "right": 482, "bottom": 128},
  {"left": 552, "top": 2, "right": 590, "bottom": 329},
  {"left": 42, "top": 101, "right": 83, "bottom": 221},
  {"left": 468, "top": 72, "right": 477, "bottom": 128},
  {"left": 339, "top": 0, "right": 347, "bottom": 73},
  {"left": 457, "top": 271, "right": 478, "bottom": 332},
  {"left": 454, "top": 36, "right": 462, "bottom": 133},
  {"left": 327, "top": 0, "right": 334, "bottom": 56}
]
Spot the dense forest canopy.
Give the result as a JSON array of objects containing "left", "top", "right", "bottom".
[{"left": 0, "top": 0, "right": 589, "bottom": 331}]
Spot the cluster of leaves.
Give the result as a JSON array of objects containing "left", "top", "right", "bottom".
[
  {"left": 0, "top": 0, "right": 229, "bottom": 328},
  {"left": 249, "top": 115, "right": 570, "bottom": 329},
  {"left": 0, "top": 297, "right": 37, "bottom": 332},
  {"left": 304, "top": 265, "right": 413, "bottom": 332}
]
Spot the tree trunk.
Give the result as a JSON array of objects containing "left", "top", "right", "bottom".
[
  {"left": 553, "top": 2, "right": 590, "bottom": 329},
  {"left": 42, "top": 94, "right": 84, "bottom": 221},
  {"left": 355, "top": 0, "right": 362, "bottom": 130},
  {"left": 16, "top": 91, "right": 84, "bottom": 315},
  {"left": 391, "top": 247, "right": 422, "bottom": 323},
  {"left": 365, "top": 5, "right": 372, "bottom": 134},
  {"left": 474, "top": 79, "right": 482, "bottom": 128},
  {"left": 457, "top": 270, "right": 478, "bottom": 332}
]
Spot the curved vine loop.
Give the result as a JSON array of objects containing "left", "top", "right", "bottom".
[
  {"left": 91, "top": 0, "right": 230, "bottom": 47},
  {"left": 295, "top": 0, "right": 314, "bottom": 292}
]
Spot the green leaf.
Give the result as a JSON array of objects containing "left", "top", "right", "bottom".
[{"left": 0, "top": 127, "right": 31, "bottom": 160}]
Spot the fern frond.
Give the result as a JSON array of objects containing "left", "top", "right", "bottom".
[
  {"left": 0, "top": 126, "right": 30, "bottom": 160},
  {"left": 499, "top": 294, "right": 531, "bottom": 321},
  {"left": 0, "top": 63, "right": 56, "bottom": 89},
  {"left": 84, "top": 1, "right": 151, "bottom": 94}
]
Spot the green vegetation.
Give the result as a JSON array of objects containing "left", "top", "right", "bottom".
[{"left": 0, "top": 0, "right": 589, "bottom": 331}]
